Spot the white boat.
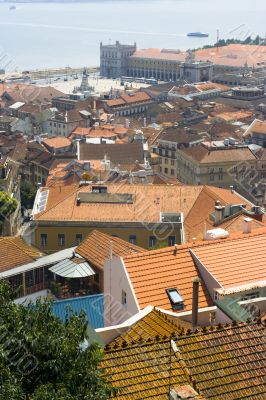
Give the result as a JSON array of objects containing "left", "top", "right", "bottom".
[{"left": 187, "top": 32, "right": 209, "bottom": 37}]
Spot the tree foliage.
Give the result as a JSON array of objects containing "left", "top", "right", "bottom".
[
  {"left": 20, "top": 181, "right": 37, "bottom": 210},
  {"left": 0, "top": 191, "right": 18, "bottom": 220},
  {"left": 0, "top": 281, "right": 113, "bottom": 400}
]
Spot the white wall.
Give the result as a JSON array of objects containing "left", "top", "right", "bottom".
[{"left": 104, "top": 256, "right": 140, "bottom": 327}]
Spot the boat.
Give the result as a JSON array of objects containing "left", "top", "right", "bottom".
[
  {"left": 187, "top": 32, "right": 209, "bottom": 37},
  {"left": 9, "top": 5, "right": 16, "bottom": 10}
]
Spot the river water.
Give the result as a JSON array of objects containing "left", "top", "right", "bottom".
[{"left": 0, "top": 0, "right": 265, "bottom": 70}]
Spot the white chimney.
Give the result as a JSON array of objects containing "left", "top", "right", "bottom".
[
  {"left": 243, "top": 217, "right": 252, "bottom": 234},
  {"left": 214, "top": 200, "right": 224, "bottom": 224}
]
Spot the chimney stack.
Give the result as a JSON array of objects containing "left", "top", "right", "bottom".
[
  {"left": 214, "top": 200, "right": 224, "bottom": 224},
  {"left": 243, "top": 217, "right": 252, "bottom": 234},
  {"left": 192, "top": 277, "right": 201, "bottom": 329}
]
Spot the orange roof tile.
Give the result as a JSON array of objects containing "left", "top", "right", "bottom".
[
  {"left": 72, "top": 127, "right": 92, "bottom": 136},
  {"left": 33, "top": 184, "right": 204, "bottom": 223},
  {"left": 131, "top": 44, "right": 266, "bottom": 68},
  {"left": 43, "top": 137, "right": 72, "bottom": 149},
  {"left": 182, "top": 145, "right": 256, "bottom": 163},
  {"left": 107, "top": 92, "right": 151, "bottom": 107},
  {"left": 191, "top": 229, "right": 266, "bottom": 293},
  {"left": 184, "top": 186, "right": 253, "bottom": 241},
  {"left": 123, "top": 245, "right": 213, "bottom": 312},
  {"left": 76, "top": 230, "right": 145, "bottom": 270},
  {"left": 0, "top": 237, "right": 43, "bottom": 273}
]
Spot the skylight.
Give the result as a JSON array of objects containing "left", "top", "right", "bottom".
[{"left": 166, "top": 288, "right": 185, "bottom": 311}]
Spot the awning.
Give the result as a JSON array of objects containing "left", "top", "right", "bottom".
[{"left": 49, "top": 257, "right": 95, "bottom": 278}]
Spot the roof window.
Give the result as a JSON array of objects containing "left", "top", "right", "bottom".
[{"left": 166, "top": 288, "right": 185, "bottom": 311}]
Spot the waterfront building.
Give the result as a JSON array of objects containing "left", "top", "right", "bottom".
[
  {"left": 100, "top": 42, "right": 266, "bottom": 82},
  {"left": 100, "top": 41, "right": 136, "bottom": 78}
]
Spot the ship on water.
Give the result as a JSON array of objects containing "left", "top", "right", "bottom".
[
  {"left": 9, "top": 5, "right": 16, "bottom": 10},
  {"left": 187, "top": 32, "right": 209, "bottom": 37}
]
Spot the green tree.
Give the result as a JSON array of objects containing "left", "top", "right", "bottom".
[
  {"left": 0, "top": 191, "right": 18, "bottom": 233},
  {"left": 20, "top": 181, "right": 37, "bottom": 210},
  {"left": 0, "top": 191, "right": 18, "bottom": 219},
  {"left": 0, "top": 281, "right": 113, "bottom": 400}
]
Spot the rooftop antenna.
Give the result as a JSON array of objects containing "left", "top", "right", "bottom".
[{"left": 217, "top": 29, "right": 220, "bottom": 44}]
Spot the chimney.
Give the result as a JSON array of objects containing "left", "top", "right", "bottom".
[
  {"left": 77, "top": 197, "right": 81, "bottom": 206},
  {"left": 229, "top": 185, "right": 234, "bottom": 193},
  {"left": 192, "top": 277, "right": 201, "bottom": 329},
  {"left": 243, "top": 217, "right": 252, "bottom": 234},
  {"left": 214, "top": 200, "right": 224, "bottom": 224}
]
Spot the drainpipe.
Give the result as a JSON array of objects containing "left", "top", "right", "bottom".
[{"left": 192, "top": 277, "right": 201, "bottom": 329}]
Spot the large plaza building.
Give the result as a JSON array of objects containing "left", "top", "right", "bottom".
[{"left": 100, "top": 42, "right": 266, "bottom": 82}]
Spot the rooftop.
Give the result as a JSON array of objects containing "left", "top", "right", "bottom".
[
  {"left": 0, "top": 237, "right": 43, "bottom": 273},
  {"left": 76, "top": 230, "right": 145, "bottom": 271},
  {"left": 191, "top": 229, "right": 266, "bottom": 293},
  {"left": 182, "top": 144, "right": 256, "bottom": 163},
  {"left": 130, "top": 44, "right": 266, "bottom": 68},
  {"left": 33, "top": 184, "right": 203, "bottom": 223},
  {"left": 43, "top": 137, "right": 72, "bottom": 149},
  {"left": 79, "top": 142, "right": 144, "bottom": 165},
  {"left": 107, "top": 92, "right": 152, "bottom": 107},
  {"left": 123, "top": 245, "right": 213, "bottom": 312},
  {"left": 102, "top": 319, "right": 266, "bottom": 399}
]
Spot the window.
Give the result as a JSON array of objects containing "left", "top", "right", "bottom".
[
  {"left": 171, "top": 160, "right": 175, "bottom": 166},
  {"left": 171, "top": 169, "right": 175, "bottom": 175},
  {"left": 92, "top": 185, "right": 107, "bottom": 193},
  {"left": 40, "top": 233, "right": 47, "bottom": 247},
  {"left": 129, "top": 235, "right": 137, "bottom": 245},
  {"left": 122, "top": 290, "right": 127, "bottom": 305},
  {"left": 25, "top": 270, "right": 34, "bottom": 288},
  {"left": 58, "top": 234, "right": 65, "bottom": 247},
  {"left": 168, "top": 236, "right": 176, "bottom": 246},
  {"left": 165, "top": 158, "right": 168, "bottom": 164},
  {"left": 164, "top": 168, "right": 168, "bottom": 174},
  {"left": 166, "top": 288, "right": 184, "bottom": 310},
  {"left": 241, "top": 292, "right": 259, "bottom": 301},
  {"left": 149, "top": 236, "right": 156, "bottom": 248},
  {"left": 75, "top": 234, "right": 83, "bottom": 245}
]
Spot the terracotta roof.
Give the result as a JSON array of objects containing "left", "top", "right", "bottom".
[
  {"left": 0, "top": 83, "right": 63, "bottom": 105},
  {"left": 218, "top": 213, "right": 266, "bottom": 233},
  {"left": 246, "top": 119, "right": 266, "bottom": 136},
  {"left": 33, "top": 184, "right": 204, "bottom": 223},
  {"left": 184, "top": 186, "right": 253, "bottom": 241},
  {"left": 123, "top": 245, "right": 213, "bottom": 312},
  {"left": 72, "top": 127, "right": 92, "bottom": 137},
  {"left": 107, "top": 92, "right": 152, "bottom": 107},
  {"left": 43, "top": 137, "right": 72, "bottom": 149},
  {"left": 191, "top": 229, "right": 266, "bottom": 293},
  {"left": 102, "top": 339, "right": 190, "bottom": 399},
  {"left": 113, "top": 308, "right": 191, "bottom": 345},
  {"left": 160, "top": 128, "right": 202, "bottom": 144},
  {"left": 79, "top": 142, "right": 144, "bottom": 165},
  {"left": 182, "top": 145, "right": 256, "bottom": 163},
  {"left": 76, "top": 230, "right": 145, "bottom": 270},
  {"left": 0, "top": 237, "right": 43, "bottom": 273},
  {"left": 215, "top": 110, "right": 253, "bottom": 122},
  {"left": 103, "top": 319, "right": 266, "bottom": 399},
  {"left": 131, "top": 44, "right": 266, "bottom": 68},
  {"left": 87, "top": 129, "right": 117, "bottom": 139}
]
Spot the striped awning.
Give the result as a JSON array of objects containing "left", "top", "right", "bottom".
[{"left": 49, "top": 257, "right": 95, "bottom": 278}]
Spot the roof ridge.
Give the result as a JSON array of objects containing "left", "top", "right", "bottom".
[{"left": 105, "top": 319, "right": 263, "bottom": 353}]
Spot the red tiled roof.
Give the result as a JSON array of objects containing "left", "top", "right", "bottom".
[
  {"left": 76, "top": 230, "right": 145, "bottom": 270},
  {"left": 0, "top": 237, "right": 43, "bottom": 272}
]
